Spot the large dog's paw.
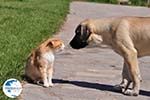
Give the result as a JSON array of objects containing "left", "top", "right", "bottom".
[
  {"left": 113, "top": 84, "right": 123, "bottom": 92},
  {"left": 114, "top": 82, "right": 129, "bottom": 92},
  {"left": 124, "top": 89, "right": 139, "bottom": 96}
]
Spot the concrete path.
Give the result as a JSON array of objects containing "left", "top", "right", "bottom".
[{"left": 21, "top": 1, "right": 150, "bottom": 100}]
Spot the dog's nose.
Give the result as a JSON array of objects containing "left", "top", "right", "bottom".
[{"left": 69, "top": 40, "right": 80, "bottom": 49}]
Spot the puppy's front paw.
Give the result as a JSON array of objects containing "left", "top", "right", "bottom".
[
  {"left": 43, "top": 83, "right": 49, "bottom": 88},
  {"left": 49, "top": 82, "right": 54, "bottom": 87},
  {"left": 124, "top": 89, "right": 139, "bottom": 96}
]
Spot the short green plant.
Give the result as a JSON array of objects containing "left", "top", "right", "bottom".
[
  {"left": 87, "top": 0, "right": 148, "bottom": 6},
  {"left": 0, "top": 0, "right": 69, "bottom": 99}
]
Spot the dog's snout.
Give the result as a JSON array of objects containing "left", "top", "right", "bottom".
[{"left": 69, "top": 38, "right": 88, "bottom": 49}]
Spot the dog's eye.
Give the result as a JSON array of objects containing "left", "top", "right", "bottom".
[
  {"left": 76, "top": 30, "right": 80, "bottom": 34},
  {"left": 75, "top": 25, "right": 82, "bottom": 34}
]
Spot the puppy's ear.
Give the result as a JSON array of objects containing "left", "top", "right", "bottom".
[{"left": 47, "top": 41, "right": 54, "bottom": 48}]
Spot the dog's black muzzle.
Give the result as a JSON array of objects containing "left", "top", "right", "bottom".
[
  {"left": 70, "top": 24, "right": 90, "bottom": 49},
  {"left": 70, "top": 36, "right": 88, "bottom": 49}
]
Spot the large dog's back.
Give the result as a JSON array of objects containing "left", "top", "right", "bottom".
[{"left": 122, "top": 17, "right": 150, "bottom": 57}]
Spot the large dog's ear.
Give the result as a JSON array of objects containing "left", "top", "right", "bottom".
[
  {"left": 87, "top": 25, "right": 103, "bottom": 44},
  {"left": 88, "top": 33, "right": 103, "bottom": 44},
  {"left": 75, "top": 24, "right": 91, "bottom": 42},
  {"left": 87, "top": 24, "right": 96, "bottom": 34},
  {"left": 75, "top": 25, "right": 90, "bottom": 35},
  {"left": 82, "top": 25, "right": 91, "bottom": 40}
]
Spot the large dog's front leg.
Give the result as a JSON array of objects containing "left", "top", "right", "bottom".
[
  {"left": 115, "top": 62, "right": 132, "bottom": 92},
  {"left": 123, "top": 53, "right": 141, "bottom": 96},
  {"left": 121, "top": 62, "right": 132, "bottom": 92},
  {"left": 117, "top": 42, "right": 141, "bottom": 96}
]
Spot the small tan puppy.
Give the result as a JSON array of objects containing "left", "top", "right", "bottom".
[{"left": 25, "top": 38, "right": 65, "bottom": 87}]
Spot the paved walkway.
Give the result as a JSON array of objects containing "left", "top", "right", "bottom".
[{"left": 21, "top": 1, "right": 150, "bottom": 100}]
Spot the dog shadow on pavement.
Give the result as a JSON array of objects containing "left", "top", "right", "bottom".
[{"left": 53, "top": 79, "right": 150, "bottom": 97}]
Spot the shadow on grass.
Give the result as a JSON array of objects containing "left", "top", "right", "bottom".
[{"left": 53, "top": 78, "right": 150, "bottom": 97}]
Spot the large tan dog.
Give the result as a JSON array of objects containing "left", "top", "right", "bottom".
[{"left": 70, "top": 17, "right": 150, "bottom": 96}]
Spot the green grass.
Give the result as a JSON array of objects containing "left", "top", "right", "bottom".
[
  {"left": 0, "top": 0, "right": 70, "bottom": 99},
  {"left": 86, "top": 0, "right": 148, "bottom": 6}
]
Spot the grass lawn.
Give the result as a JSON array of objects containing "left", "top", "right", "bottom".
[{"left": 0, "top": 0, "right": 70, "bottom": 99}]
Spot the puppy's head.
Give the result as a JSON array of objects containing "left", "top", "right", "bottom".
[
  {"left": 46, "top": 38, "right": 65, "bottom": 52},
  {"left": 70, "top": 19, "right": 103, "bottom": 49}
]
